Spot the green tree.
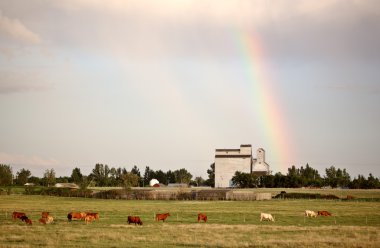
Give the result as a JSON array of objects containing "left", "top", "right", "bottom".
[
  {"left": 142, "top": 166, "right": 154, "bottom": 187},
  {"left": 70, "top": 167, "right": 83, "bottom": 184},
  {"left": 122, "top": 172, "right": 140, "bottom": 189},
  {"left": 131, "top": 165, "right": 141, "bottom": 177},
  {"left": 286, "top": 165, "right": 302, "bottom": 187},
  {"left": 367, "top": 173, "right": 379, "bottom": 189},
  {"left": 28, "top": 176, "right": 41, "bottom": 185},
  {"left": 154, "top": 170, "right": 167, "bottom": 185},
  {"left": 299, "top": 163, "right": 322, "bottom": 186},
  {"left": 337, "top": 168, "right": 351, "bottom": 188},
  {"left": 166, "top": 170, "right": 176, "bottom": 184},
  {"left": 324, "top": 166, "right": 338, "bottom": 187},
  {"left": 130, "top": 165, "right": 142, "bottom": 186},
  {"left": 43, "top": 168, "right": 56, "bottom": 187},
  {"left": 205, "top": 163, "right": 215, "bottom": 187},
  {"left": 90, "top": 164, "right": 111, "bottom": 186},
  {"left": 231, "top": 171, "right": 258, "bottom": 188},
  {"left": 16, "top": 168, "right": 31, "bottom": 185},
  {"left": 194, "top": 176, "right": 205, "bottom": 186},
  {"left": 173, "top": 168, "right": 192, "bottom": 184},
  {"left": 0, "top": 164, "right": 13, "bottom": 186}
]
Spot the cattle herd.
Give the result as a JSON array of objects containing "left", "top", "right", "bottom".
[{"left": 11, "top": 209, "right": 333, "bottom": 225}]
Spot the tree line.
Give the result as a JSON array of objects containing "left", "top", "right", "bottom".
[
  {"left": 0, "top": 163, "right": 208, "bottom": 189},
  {"left": 231, "top": 164, "right": 380, "bottom": 189},
  {"left": 0, "top": 162, "right": 379, "bottom": 189}
]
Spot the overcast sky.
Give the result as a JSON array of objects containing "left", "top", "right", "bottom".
[{"left": 1, "top": 0, "right": 379, "bottom": 179}]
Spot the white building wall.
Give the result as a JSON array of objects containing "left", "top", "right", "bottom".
[
  {"left": 215, "top": 157, "right": 251, "bottom": 187},
  {"left": 214, "top": 145, "right": 252, "bottom": 188},
  {"left": 252, "top": 148, "right": 269, "bottom": 172}
]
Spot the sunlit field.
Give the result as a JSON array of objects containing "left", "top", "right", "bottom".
[{"left": 1, "top": 193, "right": 380, "bottom": 247}]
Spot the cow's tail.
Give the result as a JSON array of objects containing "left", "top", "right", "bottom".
[{"left": 67, "top": 213, "right": 72, "bottom": 221}]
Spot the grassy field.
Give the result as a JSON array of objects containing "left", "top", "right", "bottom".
[{"left": 1, "top": 194, "right": 380, "bottom": 247}]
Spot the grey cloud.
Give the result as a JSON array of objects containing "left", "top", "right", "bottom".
[
  {"left": 0, "top": 10, "right": 41, "bottom": 44},
  {"left": 0, "top": 70, "right": 51, "bottom": 94}
]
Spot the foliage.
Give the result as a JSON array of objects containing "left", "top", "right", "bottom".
[
  {"left": 274, "top": 192, "right": 339, "bottom": 199},
  {"left": 193, "top": 176, "right": 205, "bottom": 186},
  {"left": 324, "top": 166, "right": 351, "bottom": 188},
  {"left": 70, "top": 167, "right": 83, "bottom": 184},
  {"left": 0, "top": 164, "right": 13, "bottom": 186},
  {"left": 142, "top": 166, "right": 154, "bottom": 187},
  {"left": 350, "top": 173, "right": 380, "bottom": 189},
  {"left": 15, "top": 168, "right": 31, "bottom": 186},
  {"left": 231, "top": 171, "right": 259, "bottom": 188},
  {"left": 173, "top": 168, "right": 192, "bottom": 184},
  {"left": 43, "top": 168, "right": 56, "bottom": 187},
  {"left": 2, "top": 162, "right": 380, "bottom": 189},
  {"left": 89, "top": 164, "right": 111, "bottom": 187},
  {"left": 205, "top": 163, "right": 215, "bottom": 187},
  {"left": 166, "top": 170, "right": 176, "bottom": 184},
  {"left": 122, "top": 172, "right": 140, "bottom": 189}
]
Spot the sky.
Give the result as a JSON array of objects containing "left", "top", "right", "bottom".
[{"left": 0, "top": 0, "right": 379, "bottom": 179}]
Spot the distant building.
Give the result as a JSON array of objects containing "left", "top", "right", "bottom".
[
  {"left": 167, "top": 183, "right": 189, "bottom": 188},
  {"left": 54, "top": 183, "right": 79, "bottom": 189},
  {"left": 214, "top": 144, "right": 270, "bottom": 188}
]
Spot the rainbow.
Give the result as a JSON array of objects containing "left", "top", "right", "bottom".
[{"left": 234, "top": 29, "right": 295, "bottom": 173}]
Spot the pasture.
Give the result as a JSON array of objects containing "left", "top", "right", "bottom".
[{"left": 1, "top": 194, "right": 380, "bottom": 247}]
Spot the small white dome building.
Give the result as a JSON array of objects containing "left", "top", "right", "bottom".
[{"left": 149, "top": 179, "right": 160, "bottom": 187}]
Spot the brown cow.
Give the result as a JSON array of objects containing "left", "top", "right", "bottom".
[
  {"left": 41, "top": 212, "right": 50, "bottom": 218},
  {"left": 20, "top": 216, "right": 32, "bottom": 225},
  {"left": 39, "top": 218, "right": 47, "bottom": 224},
  {"left": 128, "top": 216, "right": 143, "bottom": 225},
  {"left": 40, "top": 212, "right": 54, "bottom": 224},
  {"left": 318, "top": 211, "right": 332, "bottom": 216},
  {"left": 86, "top": 212, "right": 99, "bottom": 221},
  {"left": 156, "top": 213, "right": 170, "bottom": 222},
  {"left": 84, "top": 215, "right": 95, "bottom": 224},
  {"left": 197, "top": 213, "right": 207, "bottom": 223},
  {"left": 68, "top": 212, "right": 86, "bottom": 221},
  {"left": 12, "top": 211, "right": 26, "bottom": 220}
]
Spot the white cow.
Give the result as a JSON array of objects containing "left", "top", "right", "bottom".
[
  {"left": 305, "top": 210, "right": 317, "bottom": 218},
  {"left": 45, "top": 215, "right": 54, "bottom": 224},
  {"left": 260, "top": 213, "right": 275, "bottom": 222}
]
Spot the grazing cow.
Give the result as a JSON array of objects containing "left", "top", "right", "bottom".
[
  {"left": 128, "top": 216, "right": 143, "bottom": 225},
  {"left": 86, "top": 212, "right": 99, "bottom": 221},
  {"left": 305, "top": 210, "right": 317, "bottom": 218},
  {"left": 155, "top": 213, "right": 170, "bottom": 222},
  {"left": 84, "top": 215, "right": 95, "bottom": 224},
  {"left": 260, "top": 213, "right": 275, "bottom": 222},
  {"left": 39, "top": 218, "right": 47, "bottom": 224},
  {"left": 44, "top": 215, "right": 54, "bottom": 224},
  {"left": 41, "top": 212, "right": 50, "bottom": 218},
  {"left": 67, "top": 212, "right": 86, "bottom": 221},
  {"left": 20, "top": 216, "right": 32, "bottom": 225},
  {"left": 318, "top": 211, "right": 332, "bottom": 216},
  {"left": 12, "top": 211, "right": 26, "bottom": 220},
  {"left": 197, "top": 213, "right": 207, "bottom": 223},
  {"left": 40, "top": 212, "right": 54, "bottom": 224}
]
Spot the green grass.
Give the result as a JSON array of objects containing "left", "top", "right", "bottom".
[{"left": 1, "top": 194, "right": 380, "bottom": 247}]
